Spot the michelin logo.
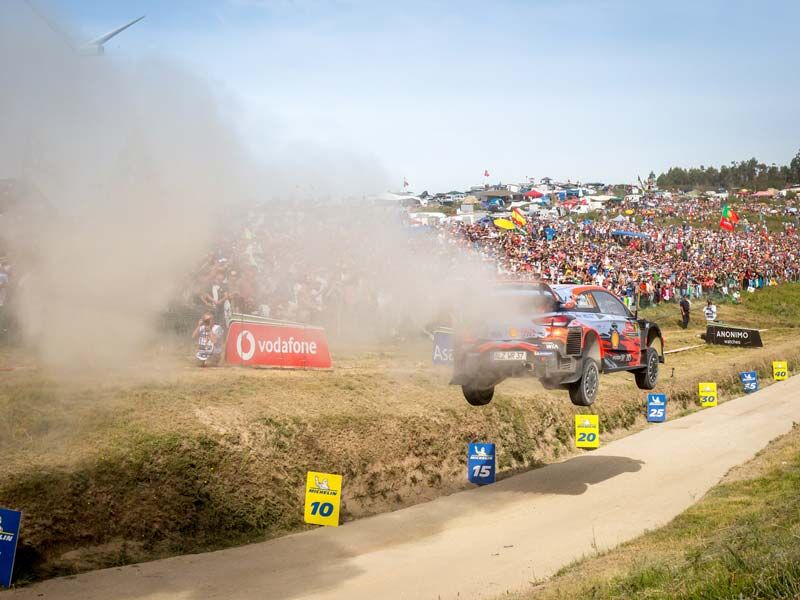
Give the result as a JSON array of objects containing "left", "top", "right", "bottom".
[
  {"left": 470, "top": 446, "right": 493, "bottom": 460},
  {"left": 310, "top": 476, "right": 337, "bottom": 496}
]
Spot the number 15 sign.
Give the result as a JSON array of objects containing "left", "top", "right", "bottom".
[{"left": 467, "top": 443, "right": 496, "bottom": 485}]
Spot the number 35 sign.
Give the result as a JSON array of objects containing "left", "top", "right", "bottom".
[{"left": 304, "top": 471, "right": 342, "bottom": 527}]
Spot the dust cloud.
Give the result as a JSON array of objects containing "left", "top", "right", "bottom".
[{"left": 0, "top": 2, "right": 492, "bottom": 369}]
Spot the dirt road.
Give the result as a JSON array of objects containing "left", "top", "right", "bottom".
[{"left": 12, "top": 376, "right": 800, "bottom": 600}]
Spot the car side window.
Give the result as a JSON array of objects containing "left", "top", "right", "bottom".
[
  {"left": 591, "top": 291, "right": 631, "bottom": 317},
  {"left": 574, "top": 292, "right": 598, "bottom": 311}
]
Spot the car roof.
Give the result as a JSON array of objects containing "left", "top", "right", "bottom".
[{"left": 551, "top": 283, "right": 617, "bottom": 300}]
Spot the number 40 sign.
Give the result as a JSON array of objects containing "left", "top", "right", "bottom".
[{"left": 773, "top": 361, "right": 788, "bottom": 381}]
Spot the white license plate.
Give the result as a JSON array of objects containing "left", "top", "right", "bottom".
[{"left": 493, "top": 351, "right": 527, "bottom": 361}]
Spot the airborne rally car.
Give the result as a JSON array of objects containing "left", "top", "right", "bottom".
[{"left": 451, "top": 282, "right": 664, "bottom": 406}]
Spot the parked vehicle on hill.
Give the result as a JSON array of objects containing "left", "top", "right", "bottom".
[{"left": 451, "top": 281, "right": 665, "bottom": 406}]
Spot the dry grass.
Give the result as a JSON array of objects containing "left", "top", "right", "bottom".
[{"left": 0, "top": 289, "right": 798, "bottom": 583}]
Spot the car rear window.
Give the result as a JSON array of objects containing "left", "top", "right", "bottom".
[{"left": 491, "top": 288, "right": 557, "bottom": 314}]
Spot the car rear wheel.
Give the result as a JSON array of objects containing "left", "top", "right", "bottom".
[
  {"left": 634, "top": 347, "right": 659, "bottom": 390},
  {"left": 569, "top": 358, "right": 599, "bottom": 406},
  {"left": 462, "top": 385, "right": 495, "bottom": 406}
]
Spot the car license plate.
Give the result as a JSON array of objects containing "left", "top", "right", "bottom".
[{"left": 493, "top": 351, "right": 526, "bottom": 361}]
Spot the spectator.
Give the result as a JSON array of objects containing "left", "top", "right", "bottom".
[
  {"left": 703, "top": 298, "right": 718, "bottom": 322},
  {"left": 679, "top": 294, "right": 691, "bottom": 329},
  {"left": 192, "top": 313, "right": 225, "bottom": 366}
]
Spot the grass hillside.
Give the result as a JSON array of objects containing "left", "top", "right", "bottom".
[{"left": 1, "top": 285, "right": 799, "bottom": 584}]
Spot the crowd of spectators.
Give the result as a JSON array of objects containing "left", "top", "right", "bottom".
[
  {"left": 2, "top": 193, "right": 798, "bottom": 345},
  {"left": 436, "top": 194, "right": 800, "bottom": 308}
]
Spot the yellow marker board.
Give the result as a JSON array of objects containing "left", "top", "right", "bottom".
[
  {"left": 575, "top": 414, "right": 600, "bottom": 449},
  {"left": 304, "top": 471, "right": 342, "bottom": 527},
  {"left": 773, "top": 361, "right": 788, "bottom": 381},
  {"left": 699, "top": 382, "right": 717, "bottom": 407}
]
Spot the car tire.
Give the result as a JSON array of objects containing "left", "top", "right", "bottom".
[
  {"left": 569, "top": 358, "right": 599, "bottom": 406},
  {"left": 462, "top": 385, "right": 495, "bottom": 406},
  {"left": 634, "top": 347, "right": 659, "bottom": 390}
]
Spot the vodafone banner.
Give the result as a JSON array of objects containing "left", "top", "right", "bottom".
[{"left": 226, "top": 320, "right": 332, "bottom": 369}]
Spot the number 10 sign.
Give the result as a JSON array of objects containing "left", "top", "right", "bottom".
[{"left": 304, "top": 471, "right": 342, "bottom": 527}]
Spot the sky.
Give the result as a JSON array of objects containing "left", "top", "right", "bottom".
[{"left": 25, "top": 0, "right": 800, "bottom": 192}]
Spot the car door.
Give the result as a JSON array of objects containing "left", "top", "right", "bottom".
[{"left": 589, "top": 291, "right": 641, "bottom": 369}]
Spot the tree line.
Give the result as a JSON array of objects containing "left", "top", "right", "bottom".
[{"left": 655, "top": 150, "right": 800, "bottom": 191}]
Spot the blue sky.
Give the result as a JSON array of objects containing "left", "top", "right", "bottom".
[{"left": 37, "top": 0, "right": 800, "bottom": 192}]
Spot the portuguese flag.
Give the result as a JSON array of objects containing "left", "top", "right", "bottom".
[{"left": 719, "top": 204, "right": 740, "bottom": 232}]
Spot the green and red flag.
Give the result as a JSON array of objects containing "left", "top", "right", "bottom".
[
  {"left": 721, "top": 204, "right": 739, "bottom": 223},
  {"left": 719, "top": 204, "right": 739, "bottom": 231},
  {"left": 719, "top": 217, "right": 734, "bottom": 232}
]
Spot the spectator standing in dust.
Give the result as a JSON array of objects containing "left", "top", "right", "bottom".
[
  {"left": 679, "top": 294, "right": 691, "bottom": 329},
  {"left": 202, "top": 271, "right": 229, "bottom": 324},
  {"left": 192, "top": 313, "right": 225, "bottom": 366}
]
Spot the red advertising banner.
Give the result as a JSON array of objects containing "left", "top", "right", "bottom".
[{"left": 225, "top": 320, "right": 332, "bottom": 369}]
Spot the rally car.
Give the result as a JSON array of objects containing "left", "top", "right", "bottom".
[{"left": 450, "top": 282, "right": 664, "bottom": 406}]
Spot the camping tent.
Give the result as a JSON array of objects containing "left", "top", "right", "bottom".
[{"left": 611, "top": 230, "right": 650, "bottom": 239}]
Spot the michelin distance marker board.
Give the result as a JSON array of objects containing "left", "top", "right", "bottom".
[
  {"left": 467, "top": 443, "right": 496, "bottom": 485},
  {"left": 575, "top": 414, "right": 599, "bottom": 449},
  {"left": 773, "top": 361, "right": 788, "bottom": 381},
  {"left": 646, "top": 393, "right": 667, "bottom": 422},
  {"left": 304, "top": 471, "right": 342, "bottom": 527},
  {"left": 699, "top": 382, "right": 717, "bottom": 407},
  {"left": 740, "top": 371, "right": 758, "bottom": 393},
  {"left": 0, "top": 508, "right": 21, "bottom": 589}
]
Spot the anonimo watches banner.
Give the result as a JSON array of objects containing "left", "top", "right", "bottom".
[
  {"left": 225, "top": 319, "right": 332, "bottom": 369},
  {"left": 704, "top": 324, "right": 763, "bottom": 348}
]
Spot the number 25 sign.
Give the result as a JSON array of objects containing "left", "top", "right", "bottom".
[{"left": 304, "top": 471, "right": 342, "bottom": 527}]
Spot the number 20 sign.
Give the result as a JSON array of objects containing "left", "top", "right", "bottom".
[
  {"left": 304, "top": 471, "right": 342, "bottom": 527},
  {"left": 575, "top": 414, "right": 599, "bottom": 449}
]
